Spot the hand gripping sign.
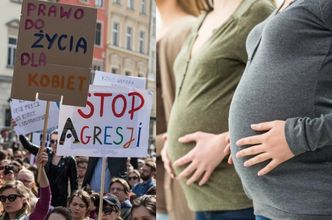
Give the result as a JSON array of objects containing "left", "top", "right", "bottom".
[{"left": 11, "top": 0, "right": 97, "bottom": 107}]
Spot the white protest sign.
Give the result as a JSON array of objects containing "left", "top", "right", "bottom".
[
  {"left": 10, "top": 99, "right": 59, "bottom": 135},
  {"left": 93, "top": 71, "right": 146, "bottom": 89},
  {"left": 57, "top": 85, "right": 153, "bottom": 157}
]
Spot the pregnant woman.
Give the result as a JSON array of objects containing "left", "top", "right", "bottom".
[
  {"left": 165, "top": 0, "right": 274, "bottom": 219},
  {"left": 229, "top": 0, "right": 332, "bottom": 219}
]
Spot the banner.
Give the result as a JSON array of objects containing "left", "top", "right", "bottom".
[
  {"left": 10, "top": 99, "right": 59, "bottom": 135},
  {"left": 93, "top": 71, "right": 146, "bottom": 89},
  {"left": 57, "top": 85, "right": 153, "bottom": 157}
]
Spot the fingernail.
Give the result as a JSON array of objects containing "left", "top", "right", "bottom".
[
  {"left": 257, "top": 171, "right": 263, "bottom": 176},
  {"left": 243, "top": 162, "right": 248, "bottom": 167},
  {"left": 251, "top": 124, "right": 258, "bottom": 128}
]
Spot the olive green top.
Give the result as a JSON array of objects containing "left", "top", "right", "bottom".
[{"left": 167, "top": 0, "right": 275, "bottom": 211}]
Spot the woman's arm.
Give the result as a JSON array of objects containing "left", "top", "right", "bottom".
[
  {"left": 30, "top": 148, "right": 51, "bottom": 219},
  {"left": 19, "top": 135, "right": 39, "bottom": 155}
]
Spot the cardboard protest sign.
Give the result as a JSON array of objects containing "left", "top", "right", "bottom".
[
  {"left": 10, "top": 99, "right": 59, "bottom": 135},
  {"left": 57, "top": 85, "right": 153, "bottom": 157},
  {"left": 93, "top": 71, "right": 146, "bottom": 89},
  {"left": 11, "top": 0, "right": 97, "bottom": 106}
]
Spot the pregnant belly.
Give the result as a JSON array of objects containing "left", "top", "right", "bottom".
[{"left": 167, "top": 100, "right": 229, "bottom": 164}]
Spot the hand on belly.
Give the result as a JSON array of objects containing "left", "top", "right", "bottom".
[
  {"left": 172, "top": 131, "right": 229, "bottom": 186},
  {"left": 235, "top": 120, "right": 295, "bottom": 176}
]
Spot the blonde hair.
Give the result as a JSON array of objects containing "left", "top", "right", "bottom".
[{"left": 17, "top": 168, "right": 38, "bottom": 196}]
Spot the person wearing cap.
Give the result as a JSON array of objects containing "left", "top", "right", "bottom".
[
  {"left": 109, "top": 178, "right": 132, "bottom": 220},
  {"left": 102, "top": 194, "right": 123, "bottom": 220}
]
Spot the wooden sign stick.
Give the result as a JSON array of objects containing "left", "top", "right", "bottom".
[
  {"left": 37, "top": 100, "right": 50, "bottom": 182},
  {"left": 98, "top": 157, "right": 107, "bottom": 220}
]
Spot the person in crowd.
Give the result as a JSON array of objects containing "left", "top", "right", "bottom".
[
  {"left": 45, "top": 207, "right": 73, "bottom": 220},
  {"left": 101, "top": 194, "right": 123, "bottom": 220},
  {"left": 127, "top": 170, "right": 141, "bottom": 189},
  {"left": 132, "top": 160, "right": 156, "bottom": 197},
  {"left": 136, "top": 160, "right": 144, "bottom": 173},
  {"left": 82, "top": 157, "right": 127, "bottom": 193},
  {"left": 2, "top": 165, "right": 15, "bottom": 183},
  {"left": 13, "top": 150, "right": 24, "bottom": 162},
  {"left": 156, "top": 0, "right": 205, "bottom": 219},
  {"left": 67, "top": 189, "right": 91, "bottom": 220},
  {"left": 76, "top": 157, "right": 88, "bottom": 189},
  {"left": 10, "top": 160, "right": 22, "bottom": 177},
  {"left": 0, "top": 151, "right": 6, "bottom": 163},
  {"left": 5, "top": 149, "right": 13, "bottom": 161},
  {"left": 16, "top": 168, "right": 38, "bottom": 210},
  {"left": 131, "top": 195, "right": 156, "bottom": 220},
  {"left": 0, "top": 160, "right": 11, "bottom": 187},
  {"left": 88, "top": 192, "right": 99, "bottom": 220},
  {"left": 17, "top": 168, "right": 37, "bottom": 197},
  {"left": 19, "top": 130, "right": 78, "bottom": 206},
  {"left": 109, "top": 178, "right": 132, "bottom": 220},
  {"left": 227, "top": 0, "right": 332, "bottom": 219},
  {"left": 162, "top": 0, "right": 275, "bottom": 219},
  {"left": 126, "top": 162, "right": 134, "bottom": 175},
  {"left": 0, "top": 147, "right": 51, "bottom": 220}
]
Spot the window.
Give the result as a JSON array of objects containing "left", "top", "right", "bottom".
[
  {"left": 95, "top": 22, "right": 102, "bottom": 46},
  {"left": 95, "top": 0, "right": 103, "bottom": 7},
  {"left": 112, "top": 0, "right": 121, "bottom": 4},
  {"left": 152, "top": 16, "right": 156, "bottom": 37},
  {"left": 5, "top": 108, "right": 11, "bottom": 127},
  {"left": 111, "top": 68, "right": 118, "bottom": 74},
  {"left": 7, "top": 37, "right": 17, "bottom": 67},
  {"left": 126, "top": 27, "right": 133, "bottom": 50},
  {"left": 125, "top": 71, "right": 131, "bottom": 76},
  {"left": 80, "top": 0, "right": 88, "bottom": 3},
  {"left": 112, "top": 23, "right": 120, "bottom": 46},
  {"left": 140, "top": 0, "right": 146, "bottom": 14},
  {"left": 127, "top": 0, "right": 134, "bottom": 9},
  {"left": 93, "top": 65, "right": 102, "bottom": 71},
  {"left": 139, "top": 31, "right": 145, "bottom": 54}
]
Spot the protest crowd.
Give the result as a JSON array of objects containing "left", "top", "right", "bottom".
[{"left": 0, "top": 126, "right": 156, "bottom": 220}]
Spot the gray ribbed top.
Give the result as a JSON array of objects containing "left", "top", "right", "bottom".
[{"left": 229, "top": 0, "right": 332, "bottom": 219}]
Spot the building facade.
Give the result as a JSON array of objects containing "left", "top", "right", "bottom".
[
  {"left": 0, "top": 0, "right": 23, "bottom": 128},
  {"left": 106, "top": 0, "right": 150, "bottom": 78}
]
